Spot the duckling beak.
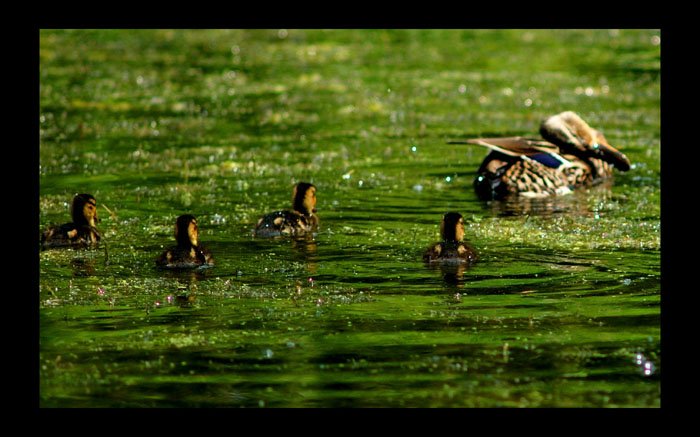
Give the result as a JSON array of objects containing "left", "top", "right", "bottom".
[{"left": 590, "top": 141, "right": 631, "bottom": 171}]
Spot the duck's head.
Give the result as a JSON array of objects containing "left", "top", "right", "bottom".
[
  {"left": 441, "top": 212, "right": 465, "bottom": 242},
  {"left": 292, "top": 182, "right": 317, "bottom": 216},
  {"left": 174, "top": 214, "right": 199, "bottom": 247},
  {"left": 540, "top": 111, "right": 630, "bottom": 171},
  {"left": 72, "top": 194, "right": 100, "bottom": 227}
]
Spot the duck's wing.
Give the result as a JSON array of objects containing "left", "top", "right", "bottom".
[{"left": 448, "top": 136, "right": 560, "bottom": 157}]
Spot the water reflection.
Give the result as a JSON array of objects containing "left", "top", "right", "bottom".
[
  {"left": 424, "top": 261, "right": 473, "bottom": 288},
  {"left": 484, "top": 180, "right": 613, "bottom": 217},
  {"left": 290, "top": 234, "right": 319, "bottom": 274},
  {"left": 155, "top": 265, "right": 213, "bottom": 283},
  {"left": 70, "top": 257, "right": 98, "bottom": 277}
]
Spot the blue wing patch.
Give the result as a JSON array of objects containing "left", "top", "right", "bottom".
[{"left": 530, "top": 153, "right": 566, "bottom": 169}]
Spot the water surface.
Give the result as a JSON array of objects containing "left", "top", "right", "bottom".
[{"left": 39, "top": 29, "right": 660, "bottom": 407}]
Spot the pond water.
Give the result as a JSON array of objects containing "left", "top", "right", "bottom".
[{"left": 39, "top": 29, "right": 660, "bottom": 407}]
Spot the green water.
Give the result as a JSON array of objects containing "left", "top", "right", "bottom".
[{"left": 39, "top": 29, "right": 660, "bottom": 407}]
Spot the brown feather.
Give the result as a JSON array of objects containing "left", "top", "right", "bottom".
[{"left": 449, "top": 137, "right": 560, "bottom": 157}]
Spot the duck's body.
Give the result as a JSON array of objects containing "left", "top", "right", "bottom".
[
  {"left": 254, "top": 209, "right": 319, "bottom": 237},
  {"left": 451, "top": 111, "right": 631, "bottom": 200},
  {"left": 424, "top": 240, "right": 478, "bottom": 263},
  {"left": 254, "top": 182, "right": 319, "bottom": 237},
  {"left": 156, "top": 215, "right": 213, "bottom": 269},
  {"left": 423, "top": 212, "right": 478, "bottom": 264},
  {"left": 41, "top": 194, "right": 101, "bottom": 248}
]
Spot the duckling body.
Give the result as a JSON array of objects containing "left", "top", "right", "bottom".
[
  {"left": 254, "top": 209, "right": 318, "bottom": 237},
  {"left": 451, "top": 111, "right": 631, "bottom": 200},
  {"left": 254, "top": 182, "right": 319, "bottom": 237},
  {"left": 423, "top": 212, "right": 478, "bottom": 263},
  {"left": 41, "top": 194, "right": 101, "bottom": 248},
  {"left": 156, "top": 215, "right": 213, "bottom": 269}
]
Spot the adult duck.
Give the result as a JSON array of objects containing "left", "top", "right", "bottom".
[{"left": 449, "top": 111, "right": 631, "bottom": 200}]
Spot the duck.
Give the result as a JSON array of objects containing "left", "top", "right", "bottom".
[
  {"left": 41, "top": 193, "right": 101, "bottom": 247},
  {"left": 156, "top": 215, "right": 213, "bottom": 268},
  {"left": 253, "top": 182, "right": 319, "bottom": 237},
  {"left": 448, "top": 111, "right": 631, "bottom": 200},
  {"left": 423, "top": 212, "right": 478, "bottom": 263}
]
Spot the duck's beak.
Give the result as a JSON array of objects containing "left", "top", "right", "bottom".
[{"left": 590, "top": 140, "right": 631, "bottom": 171}]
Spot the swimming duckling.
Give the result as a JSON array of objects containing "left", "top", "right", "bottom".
[
  {"left": 423, "top": 212, "right": 478, "bottom": 263},
  {"left": 41, "top": 193, "right": 101, "bottom": 247},
  {"left": 156, "top": 215, "right": 213, "bottom": 268},
  {"left": 449, "top": 111, "right": 631, "bottom": 200},
  {"left": 253, "top": 182, "right": 319, "bottom": 237}
]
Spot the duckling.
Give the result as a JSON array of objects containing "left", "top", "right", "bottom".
[
  {"left": 41, "top": 193, "right": 101, "bottom": 247},
  {"left": 253, "top": 182, "right": 319, "bottom": 237},
  {"left": 156, "top": 215, "right": 213, "bottom": 268},
  {"left": 449, "top": 111, "right": 631, "bottom": 200},
  {"left": 423, "top": 212, "right": 478, "bottom": 263}
]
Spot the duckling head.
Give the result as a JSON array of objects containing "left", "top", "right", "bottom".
[
  {"left": 292, "top": 182, "right": 317, "bottom": 216},
  {"left": 72, "top": 194, "right": 100, "bottom": 226},
  {"left": 441, "top": 212, "right": 465, "bottom": 242},
  {"left": 174, "top": 214, "right": 199, "bottom": 247},
  {"left": 540, "top": 111, "right": 630, "bottom": 171}
]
